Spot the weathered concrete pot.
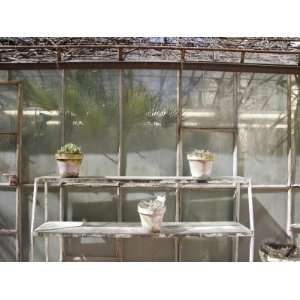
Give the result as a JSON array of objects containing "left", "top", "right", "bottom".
[
  {"left": 138, "top": 205, "right": 166, "bottom": 233},
  {"left": 259, "top": 242, "right": 300, "bottom": 262},
  {"left": 187, "top": 157, "right": 213, "bottom": 177},
  {"left": 55, "top": 153, "right": 83, "bottom": 177}
]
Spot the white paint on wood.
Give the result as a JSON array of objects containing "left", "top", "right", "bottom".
[{"left": 34, "top": 221, "right": 253, "bottom": 238}]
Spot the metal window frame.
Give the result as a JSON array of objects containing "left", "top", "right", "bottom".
[{"left": 0, "top": 58, "right": 297, "bottom": 261}]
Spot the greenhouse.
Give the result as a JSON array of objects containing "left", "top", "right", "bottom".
[{"left": 1, "top": 37, "right": 300, "bottom": 262}]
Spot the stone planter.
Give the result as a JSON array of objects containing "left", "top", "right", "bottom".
[
  {"left": 259, "top": 241, "right": 300, "bottom": 262},
  {"left": 55, "top": 153, "right": 83, "bottom": 178},
  {"left": 138, "top": 203, "right": 166, "bottom": 233},
  {"left": 187, "top": 156, "right": 213, "bottom": 177}
]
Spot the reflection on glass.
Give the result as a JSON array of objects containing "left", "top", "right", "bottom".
[
  {"left": 182, "top": 190, "right": 233, "bottom": 222},
  {"left": 11, "top": 70, "right": 61, "bottom": 182},
  {"left": 65, "top": 188, "right": 117, "bottom": 258},
  {"left": 123, "top": 70, "right": 177, "bottom": 176},
  {"left": 64, "top": 70, "right": 119, "bottom": 176},
  {"left": 0, "top": 85, "right": 17, "bottom": 132},
  {"left": 0, "top": 236, "right": 15, "bottom": 262},
  {"left": 182, "top": 71, "right": 234, "bottom": 128},
  {"left": 238, "top": 73, "right": 288, "bottom": 184}
]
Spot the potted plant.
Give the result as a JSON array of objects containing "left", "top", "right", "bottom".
[
  {"left": 187, "top": 149, "right": 214, "bottom": 178},
  {"left": 259, "top": 241, "right": 300, "bottom": 262},
  {"left": 137, "top": 194, "right": 166, "bottom": 232},
  {"left": 55, "top": 143, "right": 83, "bottom": 178}
]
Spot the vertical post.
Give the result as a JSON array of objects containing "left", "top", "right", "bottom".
[
  {"left": 117, "top": 68, "right": 124, "bottom": 261},
  {"left": 30, "top": 178, "right": 39, "bottom": 262},
  {"left": 175, "top": 60, "right": 183, "bottom": 261},
  {"left": 59, "top": 69, "right": 65, "bottom": 261},
  {"left": 60, "top": 69, "right": 65, "bottom": 146},
  {"left": 15, "top": 82, "right": 23, "bottom": 261},
  {"left": 232, "top": 73, "right": 239, "bottom": 261},
  {"left": 118, "top": 67, "right": 124, "bottom": 177},
  {"left": 176, "top": 60, "right": 183, "bottom": 179},
  {"left": 44, "top": 182, "right": 49, "bottom": 262},
  {"left": 233, "top": 182, "right": 240, "bottom": 262},
  {"left": 287, "top": 74, "right": 294, "bottom": 239},
  {"left": 249, "top": 236, "right": 254, "bottom": 262},
  {"left": 247, "top": 179, "right": 254, "bottom": 262},
  {"left": 59, "top": 185, "right": 64, "bottom": 262},
  {"left": 233, "top": 73, "right": 239, "bottom": 177}
]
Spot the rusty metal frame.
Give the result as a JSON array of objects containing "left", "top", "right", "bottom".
[
  {"left": 0, "top": 79, "right": 23, "bottom": 261},
  {"left": 1, "top": 61, "right": 300, "bottom": 75}
]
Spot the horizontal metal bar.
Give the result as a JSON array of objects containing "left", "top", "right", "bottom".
[
  {"left": 0, "top": 80, "right": 21, "bottom": 85},
  {"left": 0, "top": 61, "right": 300, "bottom": 74},
  {"left": 181, "top": 127, "right": 237, "bottom": 132},
  {"left": 18, "top": 182, "right": 290, "bottom": 190},
  {"left": 0, "top": 44, "right": 300, "bottom": 55},
  {"left": 0, "top": 132, "right": 18, "bottom": 136},
  {"left": 0, "top": 229, "right": 17, "bottom": 236}
]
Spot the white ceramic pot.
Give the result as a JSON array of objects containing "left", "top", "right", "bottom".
[
  {"left": 55, "top": 153, "right": 83, "bottom": 177},
  {"left": 188, "top": 158, "right": 213, "bottom": 177},
  {"left": 138, "top": 205, "right": 166, "bottom": 233}
]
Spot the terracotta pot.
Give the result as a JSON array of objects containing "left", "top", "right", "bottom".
[{"left": 55, "top": 153, "right": 83, "bottom": 177}]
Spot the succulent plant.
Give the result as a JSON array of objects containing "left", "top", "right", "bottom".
[
  {"left": 56, "top": 143, "right": 82, "bottom": 155},
  {"left": 187, "top": 149, "right": 214, "bottom": 161}
]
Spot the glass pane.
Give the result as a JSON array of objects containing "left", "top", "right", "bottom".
[
  {"left": 0, "top": 136, "right": 16, "bottom": 182},
  {"left": 64, "top": 188, "right": 117, "bottom": 259},
  {"left": 182, "top": 71, "right": 234, "bottom": 128},
  {"left": 0, "top": 84, "right": 17, "bottom": 132},
  {"left": 0, "top": 190, "right": 16, "bottom": 229},
  {"left": 11, "top": 70, "right": 62, "bottom": 182},
  {"left": 181, "top": 238, "right": 232, "bottom": 262},
  {"left": 180, "top": 190, "right": 234, "bottom": 261},
  {"left": 123, "top": 70, "right": 177, "bottom": 176},
  {"left": 182, "top": 190, "right": 234, "bottom": 222},
  {"left": 0, "top": 71, "right": 8, "bottom": 80},
  {"left": 123, "top": 238, "right": 175, "bottom": 261},
  {"left": 293, "top": 192, "right": 300, "bottom": 247},
  {"left": 182, "top": 131, "right": 233, "bottom": 177},
  {"left": 64, "top": 69, "right": 119, "bottom": 176},
  {"left": 238, "top": 73, "right": 288, "bottom": 184},
  {"left": 0, "top": 236, "right": 15, "bottom": 261},
  {"left": 293, "top": 192, "right": 300, "bottom": 225}
]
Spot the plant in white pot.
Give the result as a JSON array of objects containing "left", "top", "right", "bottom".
[
  {"left": 187, "top": 149, "right": 214, "bottom": 178},
  {"left": 55, "top": 143, "right": 83, "bottom": 178},
  {"left": 137, "top": 194, "right": 166, "bottom": 232}
]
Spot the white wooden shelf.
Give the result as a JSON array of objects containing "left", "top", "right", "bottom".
[
  {"left": 290, "top": 224, "right": 300, "bottom": 231},
  {"left": 30, "top": 175, "right": 254, "bottom": 262},
  {"left": 31, "top": 175, "right": 250, "bottom": 190},
  {"left": 34, "top": 221, "right": 252, "bottom": 238}
]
